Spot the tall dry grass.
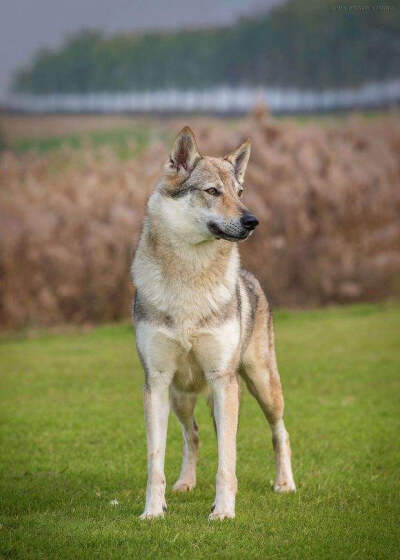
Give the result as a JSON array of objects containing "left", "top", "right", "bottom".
[{"left": 1, "top": 114, "right": 399, "bottom": 329}]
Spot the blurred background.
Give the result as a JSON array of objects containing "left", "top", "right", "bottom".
[{"left": 1, "top": 0, "right": 400, "bottom": 330}]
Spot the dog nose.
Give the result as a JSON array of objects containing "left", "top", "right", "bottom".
[{"left": 241, "top": 212, "right": 259, "bottom": 230}]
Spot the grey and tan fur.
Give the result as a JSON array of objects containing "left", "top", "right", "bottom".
[{"left": 131, "top": 127, "right": 295, "bottom": 520}]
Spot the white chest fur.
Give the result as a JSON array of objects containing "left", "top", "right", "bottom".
[{"left": 132, "top": 231, "right": 240, "bottom": 329}]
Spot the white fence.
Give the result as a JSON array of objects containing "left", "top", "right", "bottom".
[{"left": 2, "top": 80, "right": 400, "bottom": 114}]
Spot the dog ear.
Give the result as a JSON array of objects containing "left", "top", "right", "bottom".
[
  {"left": 168, "top": 126, "right": 201, "bottom": 175},
  {"left": 224, "top": 139, "right": 251, "bottom": 183}
]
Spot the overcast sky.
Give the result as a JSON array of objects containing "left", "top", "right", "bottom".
[{"left": 1, "top": 0, "right": 283, "bottom": 97}]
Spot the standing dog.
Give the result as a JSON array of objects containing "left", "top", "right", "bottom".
[{"left": 131, "top": 127, "right": 295, "bottom": 520}]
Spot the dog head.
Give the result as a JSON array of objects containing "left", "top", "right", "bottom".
[{"left": 158, "top": 126, "right": 258, "bottom": 243}]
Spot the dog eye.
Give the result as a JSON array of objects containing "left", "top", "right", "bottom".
[
  {"left": 238, "top": 188, "right": 244, "bottom": 198},
  {"left": 205, "top": 187, "right": 221, "bottom": 196}
]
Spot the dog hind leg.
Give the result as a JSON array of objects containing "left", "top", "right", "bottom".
[
  {"left": 171, "top": 387, "right": 199, "bottom": 492},
  {"left": 241, "top": 302, "right": 296, "bottom": 493}
]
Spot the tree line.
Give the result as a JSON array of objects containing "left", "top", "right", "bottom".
[{"left": 13, "top": 0, "right": 400, "bottom": 94}]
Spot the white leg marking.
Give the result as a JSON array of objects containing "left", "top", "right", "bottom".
[
  {"left": 140, "top": 373, "right": 173, "bottom": 520},
  {"left": 208, "top": 375, "right": 239, "bottom": 520},
  {"left": 272, "top": 419, "right": 296, "bottom": 493},
  {"left": 172, "top": 391, "right": 198, "bottom": 492}
]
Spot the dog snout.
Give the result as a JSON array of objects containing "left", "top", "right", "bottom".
[{"left": 240, "top": 212, "right": 259, "bottom": 231}]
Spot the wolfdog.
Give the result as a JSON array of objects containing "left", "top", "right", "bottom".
[{"left": 131, "top": 127, "right": 295, "bottom": 520}]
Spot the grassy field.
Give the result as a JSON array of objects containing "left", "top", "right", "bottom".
[
  {"left": 0, "top": 114, "right": 174, "bottom": 156},
  {"left": 0, "top": 111, "right": 387, "bottom": 155},
  {"left": 0, "top": 303, "right": 399, "bottom": 559},
  {"left": 3, "top": 122, "right": 170, "bottom": 158}
]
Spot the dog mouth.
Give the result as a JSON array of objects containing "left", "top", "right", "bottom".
[{"left": 207, "top": 222, "right": 249, "bottom": 242}]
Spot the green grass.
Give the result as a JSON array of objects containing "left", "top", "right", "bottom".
[
  {"left": 10, "top": 125, "right": 172, "bottom": 159},
  {"left": 0, "top": 303, "right": 399, "bottom": 559},
  {"left": 7, "top": 110, "right": 389, "bottom": 156}
]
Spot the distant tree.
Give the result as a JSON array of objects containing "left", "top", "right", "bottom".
[{"left": 12, "top": 0, "right": 400, "bottom": 93}]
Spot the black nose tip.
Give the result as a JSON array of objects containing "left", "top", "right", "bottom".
[{"left": 241, "top": 212, "right": 259, "bottom": 230}]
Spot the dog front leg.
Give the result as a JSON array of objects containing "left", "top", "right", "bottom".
[
  {"left": 140, "top": 372, "right": 173, "bottom": 519},
  {"left": 208, "top": 373, "right": 239, "bottom": 520}
]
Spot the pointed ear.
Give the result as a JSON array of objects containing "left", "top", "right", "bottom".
[
  {"left": 224, "top": 139, "right": 251, "bottom": 183},
  {"left": 168, "top": 126, "right": 201, "bottom": 175}
]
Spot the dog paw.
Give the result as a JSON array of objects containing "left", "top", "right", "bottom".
[
  {"left": 208, "top": 510, "right": 235, "bottom": 521},
  {"left": 273, "top": 480, "right": 296, "bottom": 493},
  {"left": 172, "top": 480, "right": 195, "bottom": 492},
  {"left": 139, "top": 504, "right": 167, "bottom": 520},
  {"left": 139, "top": 511, "right": 165, "bottom": 520}
]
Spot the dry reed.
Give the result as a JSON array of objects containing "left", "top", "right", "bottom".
[{"left": 1, "top": 113, "right": 399, "bottom": 329}]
